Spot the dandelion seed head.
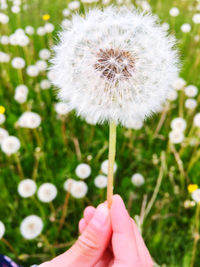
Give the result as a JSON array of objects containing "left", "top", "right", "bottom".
[
  {"left": 18, "top": 179, "right": 37, "bottom": 198},
  {"left": 37, "top": 183, "right": 57, "bottom": 203},
  {"left": 51, "top": 7, "right": 179, "bottom": 126},
  {"left": 20, "top": 215, "right": 43, "bottom": 239},
  {"left": 1, "top": 136, "right": 20, "bottom": 155},
  {"left": 0, "top": 221, "right": 5, "bottom": 239}
]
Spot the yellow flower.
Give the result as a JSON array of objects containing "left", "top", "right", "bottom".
[
  {"left": 188, "top": 184, "right": 198, "bottom": 193},
  {"left": 42, "top": 14, "right": 50, "bottom": 21},
  {"left": 0, "top": 106, "right": 5, "bottom": 114}
]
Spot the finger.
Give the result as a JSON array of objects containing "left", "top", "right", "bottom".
[
  {"left": 79, "top": 218, "right": 87, "bottom": 233},
  {"left": 131, "top": 219, "right": 153, "bottom": 266},
  {"left": 42, "top": 203, "right": 112, "bottom": 267},
  {"left": 84, "top": 206, "right": 96, "bottom": 224},
  {"left": 94, "top": 249, "right": 113, "bottom": 267},
  {"left": 110, "top": 194, "right": 139, "bottom": 266}
]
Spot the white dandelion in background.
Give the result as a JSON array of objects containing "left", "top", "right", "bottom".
[
  {"left": 18, "top": 179, "right": 37, "bottom": 198},
  {"left": 40, "top": 79, "right": 51, "bottom": 90},
  {"left": 131, "top": 173, "right": 145, "bottom": 187},
  {"left": 20, "top": 215, "right": 43, "bottom": 240},
  {"left": 11, "top": 57, "right": 25, "bottom": 69},
  {"left": 63, "top": 178, "right": 75, "bottom": 192},
  {"left": 184, "top": 85, "right": 198, "bottom": 98},
  {"left": 101, "top": 159, "right": 117, "bottom": 175},
  {"left": 1, "top": 136, "right": 20, "bottom": 155},
  {"left": 169, "top": 130, "right": 184, "bottom": 144},
  {"left": 0, "top": 114, "right": 6, "bottom": 124},
  {"left": 171, "top": 117, "right": 187, "bottom": 132},
  {"left": 14, "top": 85, "right": 28, "bottom": 104},
  {"left": 37, "top": 183, "right": 57, "bottom": 203},
  {"left": 0, "top": 221, "right": 5, "bottom": 239},
  {"left": 193, "top": 113, "right": 200, "bottom": 128},
  {"left": 17, "top": 111, "right": 41, "bottom": 129},
  {"left": 75, "top": 163, "right": 91, "bottom": 179},
  {"left": 0, "top": 128, "right": 9, "bottom": 144},
  {"left": 51, "top": 7, "right": 179, "bottom": 206},
  {"left": 191, "top": 189, "right": 200, "bottom": 203},
  {"left": 94, "top": 175, "right": 107, "bottom": 189},
  {"left": 185, "top": 99, "right": 197, "bottom": 110},
  {"left": 172, "top": 77, "right": 186, "bottom": 91},
  {"left": 54, "top": 102, "right": 72, "bottom": 116},
  {"left": 39, "top": 49, "right": 51, "bottom": 60},
  {"left": 70, "top": 181, "right": 88, "bottom": 199}
]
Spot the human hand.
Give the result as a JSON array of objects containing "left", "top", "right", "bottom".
[
  {"left": 79, "top": 195, "right": 153, "bottom": 267},
  {"left": 39, "top": 195, "right": 153, "bottom": 267}
]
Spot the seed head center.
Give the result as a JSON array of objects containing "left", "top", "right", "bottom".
[{"left": 94, "top": 48, "right": 134, "bottom": 81}]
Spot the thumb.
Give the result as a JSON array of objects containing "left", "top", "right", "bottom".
[
  {"left": 40, "top": 203, "right": 112, "bottom": 267},
  {"left": 72, "top": 203, "right": 112, "bottom": 267}
]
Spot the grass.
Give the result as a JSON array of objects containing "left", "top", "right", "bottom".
[{"left": 0, "top": 0, "right": 200, "bottom": 266}]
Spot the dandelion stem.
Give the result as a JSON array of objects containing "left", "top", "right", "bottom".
[
  {"left": 1, "top": 238, "right": 18, "bottom": 259},
  {"left": 14, "top": 153, "right": 24, "bottom": 179},
  {"left": 107, "top": 122, "right": 117, "bottom": 208}
]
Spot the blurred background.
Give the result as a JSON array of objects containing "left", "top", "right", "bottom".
[{"left": 0, "top": 0, "right": 200, "bottom": 266}]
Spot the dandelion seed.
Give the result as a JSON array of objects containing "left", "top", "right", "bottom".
[
  {"left": 0, "top": 114, "right": 6, "bottom": 124},
  {"left": 44, "top": 23, "right": 54, "bottom": 33},
  {"left": 36, "top": 60, "right": 47, "bottom": 72},
  {"left": 192, "top": 13, "right": 200, "bottom": 24},
  {"left": 25, "top": 25, "right": 34, "bottom": 35},
  {"left": 94, "top": 175, "right": 107, "bottom": 189},
  {"left": 55, "top": 102, "right": 72, "bottom": 115},
  {"left": 14, "top": 85, "right": 28, "bottom": 104},
  {"left": 191, "top": 189, "right": 200, "bottom": 204},
  {"left": 0, "top": 52, "right": 10, "bottom": 63},
  {"left": 171, "top": 117, "right": 186, "bottom": 132},
  {"left": 172, "top": 77, "right": 186, "bottom": 91},
  {"left": 1, "top": 136, "right": 20, "bottom": 155},
  {"left": 167, "top": 89, "right": 178, "bottom": 101},
  {"left": 68, "top": 1, "right": 80, "bottom": 10},
  {"left": 0, "top": 13, "right": 9, "bottom": 24},
  {"left": 70, "top": 181, "right": 88, "bottom": 198},
  {"left": 17, "top": 111, "right": 41, "bottom": 129},
  {"left": 131, "top": 173, "right": 145, "bottom": 187},
  {"left": 20, "top": 215, "right": 43, "bottom": 239},
  {"left": 169, "top": 130, "right": 184, "bottom": 144},
  {"left": 0, "top": 221, "right": 5, "bottom": 239},
  {"left": 1, "top": 35, "right": 9, "bottom": 45},
  {"left": 75, "top": 163, "right": 91, "bottom": 179},
  {"left": 37, "top": 183, "right": 57, "bottom": 203},
  {"left": 63, "top": 178, "right": 75, "bottom": 192},
  {"left": 184, "top": 85, "right": 198, "bottom": 98},
  {"left": 37, "top": 27, "right": 46, "bottom": 36},
  {"left": 26, "top": 65, "right": 39, "bottom": 77},
  {"left": 181, "top": 23, "right": 191, "bottom": 33},
  {"left": 40, "top": 79, "right": 51, "bottom": 90},
  {"left": 185, "top": 99, "right": 197, "bottom": 110},
  {"left": 0, "top": 128, "right": 9, "bottom": 144},
  {"left": 39, "top": 49, "right": 51, "bottom": 60},
  {"left": 62, "top": 8, "right": 70, "bottom": 17},
  {"left": 11, "top": 57, "right": 25, "bottom": 69},
  {"left": 193, "top": 113, "right": 200, "bottom": 127},
  {"left": 169, "top": 7, "right": 179, "bottom": 17},
  {"left": 18, "top": 179, "right": 37, "bottom": 198}
]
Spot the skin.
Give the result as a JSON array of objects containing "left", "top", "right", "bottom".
[{"left": 39, "top": 195, "right": 153, "bottom": 267}]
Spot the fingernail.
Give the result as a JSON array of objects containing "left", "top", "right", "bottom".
[{"left": 91, "top": 203, "right": 109, "bottom": 228}]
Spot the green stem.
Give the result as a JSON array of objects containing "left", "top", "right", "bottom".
[{"left": 107, "top": 122, "right": 117, "bottom": 208}]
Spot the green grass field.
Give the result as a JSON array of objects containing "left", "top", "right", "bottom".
[{"left": 1, "top": 0, "right": 200, "bottom": 266}]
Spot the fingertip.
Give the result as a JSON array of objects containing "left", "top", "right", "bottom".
[
  {"left": 79, "top": 218, "right": 87, "bottom": 233},
  {"left": 83, "top": 206, "right": 96, "bottom": 223}
]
